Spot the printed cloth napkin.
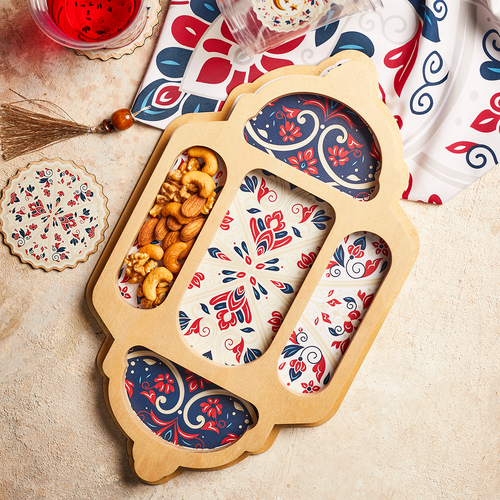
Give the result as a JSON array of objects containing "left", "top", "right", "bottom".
[{"left": 132, "top": 0, "right": 500, "bottom": 204}]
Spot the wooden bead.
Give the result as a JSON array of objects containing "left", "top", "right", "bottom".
[
  {"left": 111, "top": 109, "right": 134, "bottom": 131},
  {"left": 102, "top": 119, "right": 114, "bottom": 133}
]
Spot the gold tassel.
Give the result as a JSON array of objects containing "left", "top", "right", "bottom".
[{"left": 0, "top": 94, "right": 149, "bottom": 161}]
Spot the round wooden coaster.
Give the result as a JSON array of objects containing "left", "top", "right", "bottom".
[
  {"left": 75, "top": 0, "right": 162, "bottom": 61},
  {"left": 0, "top": 158, "right": 109, "bottom": 271}
]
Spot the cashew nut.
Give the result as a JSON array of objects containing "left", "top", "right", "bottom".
[
  {"left": 142, "top": 267, "right": 174, "bottom": 301},
  {"left": 161, "top": 202, "right": 195, "bottom": 225},
  {"left": 181, "top": 171, "right": 216, "bottom": 198},
  {"left": 138, "top": 244, "right": 164, "bottom": 261},
  {"left": 179, "top": 238, "right": 195, "bottom": 260},
  {"left": 188, "top": 147, "right": 218, "bottom": 177},
  {"left": 163, "top": 241, "right": 188, "bottom": 274}
]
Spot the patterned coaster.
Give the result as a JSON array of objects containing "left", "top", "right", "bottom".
[
  {"left": 75, "top": 0, "right": 162, "bottom": 61},
  {"left": 0, "top": 158, "right": 109, "bottom": 271}
]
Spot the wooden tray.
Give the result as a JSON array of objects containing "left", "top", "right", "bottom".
[{"left": 87, "top": 51, "right": 419, "bottom": 484}]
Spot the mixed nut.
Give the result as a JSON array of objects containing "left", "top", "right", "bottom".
[{"left": 124, "top": 147, "right": 219, "bottom": 309}]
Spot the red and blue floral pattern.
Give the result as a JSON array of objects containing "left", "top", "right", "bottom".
[
  {"left": 244, "top": 93, "right": 380, "bottom": 200},
  {"left": 179, "top": 169, "right": 335, "bottom": 365},
  {"left": 133, "top": 0, "right": 500, "bottom": 203},
  {"left": 278, "top": 231, "right": 391, "bottom": 393},
  {"left": 0, "top": 159, "right": 108, "bottom": 271},
  {"left": 126, "top": 346, "right": 257, "bottom": 450}
]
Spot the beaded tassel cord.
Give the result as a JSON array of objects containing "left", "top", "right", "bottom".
[{"left": 0, "top": 95, "right": 145, "bottom": 161}]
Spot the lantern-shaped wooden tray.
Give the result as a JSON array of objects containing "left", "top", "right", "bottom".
[{"left": 87, "top": 51, "right": 419, "bottom": 484}]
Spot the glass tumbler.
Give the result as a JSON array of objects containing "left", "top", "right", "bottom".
[
  {"left": 27, "top": 0, "right": 149, "bottom": 50},
  {"left": 216, "top": 0, "right": 383, "bottom": 57}
]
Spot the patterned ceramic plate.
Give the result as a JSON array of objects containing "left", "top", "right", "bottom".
[{"left": 0, "top": 159, "right": 109, "bottom": 271}]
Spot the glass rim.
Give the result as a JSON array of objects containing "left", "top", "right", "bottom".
[{"left": 27, "top": 0, "right": 149, "bottom": 50}]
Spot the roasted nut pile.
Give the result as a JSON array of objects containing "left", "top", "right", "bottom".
[{"left": 124, "top": 147, "right": 219, "bottom": 309}]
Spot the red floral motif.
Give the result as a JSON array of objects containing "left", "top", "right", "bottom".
[
  {"left": 301, "top": 380, "right": 320, "bottom": 394},
  {"left": 328, "top": 145, "right": 350, "bottom": 167},
  {"left": 220, "top": 211, "right": 233, "bottom": 231},
  {"left": 268, "top": 310, "right": 283, "bottom": 333},
  {"left": 344, "top": 309, "right": 361, "bottom": 334},
  {"left": 67, "top": 200, "right": 76, "bottom": 207},
  {"left": 279, "top": 120, "right": 302, "bottom": 142},
  {"left": 188, "top": 272, "right": 205, "bottom": 289},
  {"left": 185, "top": 370, "right": 207, "bottom": 392},
  {"left": 358, "top": 290, "right": 374, "bottom": 309},
  {"left": 331, "top": 338, "right": 351, "bottom": 354},
  {"left": 297, "top": 251, "right": 317, "bottom": 269},
  {"left": 125, "top": 379, "right": 134, "bottom": 398},
  {"left": 154, "top": 373, "right": 175, "bottom": 394},
  {"left": 210, "top": 286, "right": 252, "bottom": 331},
  {"left": 347, "top": 242, "right": 364, "bottom": 259},
  {"left": 156, "top": 85, "right": 183, "bottom": 107},
  {"left": 346, "top": 134, "right": 363, "bottom": 150},
  {"left": 186, "top": 19, "right": 296, "bottom": 96},
  {"left": 470, "top": 93, "right": 500, "bottom": 133},
  {"left": 200, "top": 398, "right": 222, "bottom": 419},
  {"left": 372, "top": 238, "right": 389, "bottom": 256},
  {"left": 288, "top": 148, "right": 318, "bottom": 175},
  {"left": 257, "top": 177, "right": 277, "bottom": 203},
  {"left": 384, "top": 22, "right": 422, "bottom": 97},
  {"left": 290, "top": 358, "right": 306, "bottom": 373},
  {"left": 120, "top": 285, "right": 132, "bottom": 300},
  {"left": 250, "top": 211, "right": 292, "bottom": 255}
]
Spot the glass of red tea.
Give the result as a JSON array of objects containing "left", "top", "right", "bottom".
[{"left": 28, "top": 0, "right": 149, "bottom": 50}]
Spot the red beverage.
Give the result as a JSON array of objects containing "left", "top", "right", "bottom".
[{"left": 47, "top": 0, "right": 140, "bottom": 42}]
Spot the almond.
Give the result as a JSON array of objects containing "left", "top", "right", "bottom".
[
  {"left": 154, "top": 217, "right": 168, "bottom": 241},
  {"left": 162, "top": 231, "right": 180, "bottom": 251},
  {"left": 179, "top": 238, "right": 195, "bottom": 259},
  {"left": 138, "top": 218, "right": 158, "bottom": 247},
  {"left": 181, "top": 194, "right": 206, "bottom": 218},
  {"left": 180, "top": 217, "right": 205, "bottom": 241},
  {"left": 166, "top": 215, "right": 182, "bottom": 231}
]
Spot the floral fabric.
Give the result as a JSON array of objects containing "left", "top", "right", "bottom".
[{"left": 132, "top": 0, "right": 500, "bottom": 203}]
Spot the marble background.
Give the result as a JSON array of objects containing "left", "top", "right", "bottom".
[{"left": 1, "top": 0, "right": 499, "bottom": 498}]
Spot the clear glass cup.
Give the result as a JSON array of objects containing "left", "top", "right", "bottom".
[
  {"left": 216, "top": 0, "right": 383, "bottom": 56},
  {"left": 27, "top": 0, "right": 149, "bottom": 50}
]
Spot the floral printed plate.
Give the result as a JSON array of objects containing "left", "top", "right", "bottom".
[{"left": 0, "top": 159, "right": 109, "bottom": 271}]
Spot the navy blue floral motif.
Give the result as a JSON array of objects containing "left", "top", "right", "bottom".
[
  {"left": 190, "top": 0, "right": 220, "bottom": 23},
  {"left": 315, "top": 21, "right": 339, "bottom": 47},
  {"left": 330, "top": 31, "right": 374, "bottom": 58},
  {"left": 408, "top": 0, "right": 448, "bottom": 42},
  {"left": 126, "top": 347, "right": 256, "bottom": 450},
  {"left": 480, "top": 29, "right": 500, "bottom": 81},
  {"left": 156, "top": 47, "right": 193, "bottom": 79}
]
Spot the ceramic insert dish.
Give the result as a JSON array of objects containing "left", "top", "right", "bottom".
[{"left": 87, "top": 52, "right": 419, "bottom": 484}]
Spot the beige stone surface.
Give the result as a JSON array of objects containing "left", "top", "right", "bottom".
[{"left": 1, "top": 1, "right": 499, "bottom": 498}]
